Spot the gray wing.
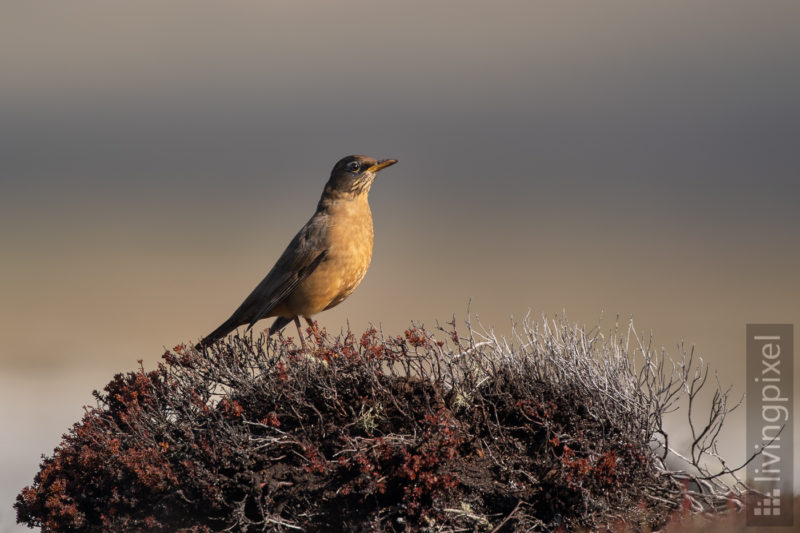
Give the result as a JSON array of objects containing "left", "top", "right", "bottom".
[
  {"left": 196, "top": 212, "right": 330, "bottom": 348},
  {"left": 229, "top": 213, "right": 330, "bottom": 330}
]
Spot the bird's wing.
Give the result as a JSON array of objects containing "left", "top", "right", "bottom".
[{"left": 237, "top": 213, "right": 330, "bottom": 329}]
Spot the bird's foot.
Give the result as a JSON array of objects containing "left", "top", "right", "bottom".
[{"left": 303, "top": 317, "right": 324, "bottom": 345}]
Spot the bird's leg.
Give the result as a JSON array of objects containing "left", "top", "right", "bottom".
[
  {"left": 303, "top": 316, "right": 322, "bottom": 345},
  {"left": 304, "top": 316, "right": 320, "bottom": 335},
  {"left": 293, "top": 316, "right": 308, "bottom": 352}
]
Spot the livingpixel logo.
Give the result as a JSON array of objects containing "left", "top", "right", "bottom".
[{"left": 746, "top": 324, "right": 794, "bottom": 527}]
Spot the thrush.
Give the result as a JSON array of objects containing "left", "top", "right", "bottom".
[{"left": 197, "top": 155, "right": 397, "bottom": 349}]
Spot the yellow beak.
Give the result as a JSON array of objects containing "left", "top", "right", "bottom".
[{"left": 367, "top": 159, "right": 398, "bottom": 173}]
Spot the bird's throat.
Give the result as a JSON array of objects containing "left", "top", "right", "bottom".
[{"left": 318, "top": 188, "right": 371, "bottom": 212}]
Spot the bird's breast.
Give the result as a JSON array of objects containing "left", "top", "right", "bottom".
[{"left": 285, "top": 197, "right": 374, "bottom": 316}]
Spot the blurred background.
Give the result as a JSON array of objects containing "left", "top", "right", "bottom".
[{"left": 1, "top": 1, "right": 798, "bottom": 530}]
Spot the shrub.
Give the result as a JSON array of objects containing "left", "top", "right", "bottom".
[{"left": 16, "top": 316, "right": 750, "bottom": 531}]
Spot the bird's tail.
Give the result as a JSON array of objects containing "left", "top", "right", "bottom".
[
  {"left": 195, "top": 317, "right": 241, "bottom": 350},
  {"left": 196, "top": 316, "right": 294, "bottom": 350}
]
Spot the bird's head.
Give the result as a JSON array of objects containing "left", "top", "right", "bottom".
[{"left": 323, "top": 155, "right": 397, "bottom": 199}]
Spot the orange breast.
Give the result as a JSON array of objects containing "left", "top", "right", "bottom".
[{"left": 283, "top": 195, "right": 374, "bottom": 317}]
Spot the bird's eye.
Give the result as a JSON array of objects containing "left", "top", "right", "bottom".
[{"left": 346, "top": 161, "right": 360, "bottom": 172}]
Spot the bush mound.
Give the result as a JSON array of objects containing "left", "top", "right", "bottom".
[{"left": 16, "top": 318, "right": 744, "bottom": 531}]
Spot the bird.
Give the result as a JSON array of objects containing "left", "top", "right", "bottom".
[{"left": 196, "top": 154, "right": 397, "bottom": 350}]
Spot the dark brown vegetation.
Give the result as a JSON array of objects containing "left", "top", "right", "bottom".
[{"left": 16, "top": 317, "right": 751, "bottom": 531}]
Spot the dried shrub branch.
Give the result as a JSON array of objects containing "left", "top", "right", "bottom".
[{"left": 16, "top": 314, "right": 753, "bottom": 531}]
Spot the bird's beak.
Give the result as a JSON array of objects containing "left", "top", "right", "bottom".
[{"left": 368, "top": 159, "right": 398, "bottom": 173}]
